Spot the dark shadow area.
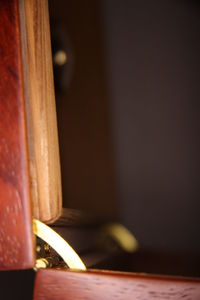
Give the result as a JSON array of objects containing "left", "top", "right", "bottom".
[
  {"left": 49, "top": 0, "right": 200, "bottom": 277},
  {"left": 49, "top": 0, "right": 116, "bottom": 219},
  {"left": 0, "top": 270, "right": 35, "bottom": 300}
]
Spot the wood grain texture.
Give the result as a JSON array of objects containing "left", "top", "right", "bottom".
[
  {"left": 34, "top": 269, "right": 200, "bottom": 300},
  {"left": 0, "top": 0, "right": 34, "bottom": 270},
  {"left": 19, "top": 0, "right": 62, "bottom": 223}
]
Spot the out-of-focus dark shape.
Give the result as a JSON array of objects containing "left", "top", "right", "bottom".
[{"left": 51, "top": 22, "right": 74, "bottom": 93}]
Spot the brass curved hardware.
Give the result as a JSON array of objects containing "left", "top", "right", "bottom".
[
  {"left": 33, "top": 219, "right": 86, "bottom": 271},
  {"left": 101, "top": 223, "right": 139, "bottom": 253}
]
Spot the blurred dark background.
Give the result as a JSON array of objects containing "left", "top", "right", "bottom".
[{"left": 49, "top": 0, "right": 200, "bottom": 275}]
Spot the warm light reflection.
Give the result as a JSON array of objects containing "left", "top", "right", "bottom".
[{"left": 33, "top": 219, "right": 86, "bottom": 270}]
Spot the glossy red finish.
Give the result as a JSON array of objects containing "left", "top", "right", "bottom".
[
  {"left": 34, "top": 269, "right": 200, "bottom": 300},
  {"left": 0, "top": 0, "right": 34, "bottom": 270}
]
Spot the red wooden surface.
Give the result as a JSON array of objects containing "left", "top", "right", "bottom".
[
  {"left": 0, "top": 0, "right": 34, "bottom": 269},
  {"left": 34, "top": 269, "right": 200, "bottom": 300}
]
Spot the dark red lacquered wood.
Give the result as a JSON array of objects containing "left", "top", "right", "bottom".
[
  {"left": 34, "top": 269, "right": 200, "bottom": 300},
  {"left": 0, "top": 0, "right": 34, "bottom": 269}
]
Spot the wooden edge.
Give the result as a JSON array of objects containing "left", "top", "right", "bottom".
[
  {"left": 52, "top": 208, "right": 103, "bottom": 227},
  {"left": 34, "top": 268, "right": 200, "bottom": 300},
  {"left": 19, "top": 0, "right": 62, "bottom": 223},
  {"left": 0, "top": 0, "right": 35, "bottom": 270}
]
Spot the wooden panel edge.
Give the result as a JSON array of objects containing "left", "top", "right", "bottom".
[
  {"left": 34, "top": 269, "right": 200, "bottom": 300},
  {"left": 19, "top": 0, "right": 62, "bottom": 223},
  {"left": 0, "top": 0, "right": 35, "bottom": 270}
]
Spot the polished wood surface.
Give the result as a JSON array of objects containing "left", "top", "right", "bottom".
[
  {"left": 34, "top": 269, "right": 200, "bottom": 300},
  {"left": 19, "top": 0, "right": 62, "bottom": 223},
  {"left": 0, "top": 0, "right": 34, "bottom": 270}
]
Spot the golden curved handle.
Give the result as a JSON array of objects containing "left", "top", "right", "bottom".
[{"left": 33, "top": 219, "right": 86, "bottom": 271}]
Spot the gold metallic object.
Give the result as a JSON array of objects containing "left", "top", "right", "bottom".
[
  {"left": 34, "top": 258, "right": 49, "bottom": 270},
  {"left": 103, "top": 223, "right": 139, "bottom": 253},
  {"left": 44, "top": 243, "right": 50, "bottom": 253},
  {"left": 36, "top": 245, "right": 41, "bottom": 253},
  {"left": 54, "top": 50, "right": 67, "bottom": 66},
  {"left": 33, "top": 219, "right": 86, "bottom": 270}
]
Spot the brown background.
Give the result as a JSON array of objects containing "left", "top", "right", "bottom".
[
  {"left": 49, "top": 0, "right": 200, "bottom": 259},
  {"left": 49, "top": 0, "right": 116, "bottom": 219}
]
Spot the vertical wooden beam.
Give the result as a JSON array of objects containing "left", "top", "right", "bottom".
[
  {"left": 0, "top": 0, "right": 34, "bottom": 270},
  {"left": 19, "top": 0, "right": 62, "bottom": 223}
]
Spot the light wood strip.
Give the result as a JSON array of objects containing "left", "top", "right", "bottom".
[{"left": 19, "top": 0, "right": 62, "bottom": 223}]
